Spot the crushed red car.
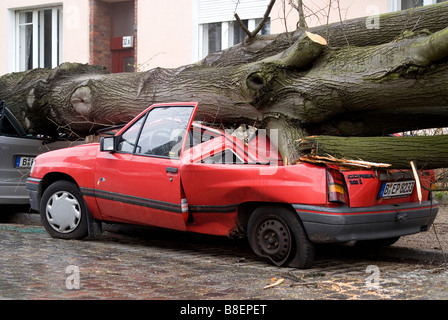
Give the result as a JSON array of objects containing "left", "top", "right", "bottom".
[{"left": 26, "top": 102, "right": 439, "bottom": 269}]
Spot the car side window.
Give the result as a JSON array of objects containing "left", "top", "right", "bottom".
[
  {"left": 116, "top": 106, "right": 194, "bottom": 158},
  {"left": 135, "top": 106, "right": 193, "bottom": 158},
  {"left": 116, "top": 116, "right": 145, "bottom": 153}
]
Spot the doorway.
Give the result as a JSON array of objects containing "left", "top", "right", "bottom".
[{"left": 110, "top": 1, "right": 135, "bottom": 73}]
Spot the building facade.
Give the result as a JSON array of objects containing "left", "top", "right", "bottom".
[{"left": 0, "top": 0, "right": 446, "bottom": 75}]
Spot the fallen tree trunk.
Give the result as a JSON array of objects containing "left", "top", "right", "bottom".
[
  {"left": 3, "top": 26, "right": 448, "bottom": 141},
  {"left": 1, "top": 2, "right": 448, "bottom": 169},
  {"left": 298, "top": 135, "right": 448, "bottom": 170}
]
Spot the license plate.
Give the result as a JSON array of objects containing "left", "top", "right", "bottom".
[
  {"left": 15, "top": 156, "right": 35, "bottom": 168},
  {"left": 379, "top": 180, "right": 415, "bottom": 198}
]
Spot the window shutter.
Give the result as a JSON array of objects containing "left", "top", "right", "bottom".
[{"left": 198, "top": 0, "right": 270, "bottom": 24}]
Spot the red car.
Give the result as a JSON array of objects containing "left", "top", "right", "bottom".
[{"left": 26, "top": 102, "right": 439, "bottom": 269}]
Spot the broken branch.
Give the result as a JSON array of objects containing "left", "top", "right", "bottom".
[
  {"left": 262, "top": 278, "right": 285, "bottom": 289},
  {"left": 276, "top": 31, "right": 328, "bottom": 68},
  {"left": 410, "top": 161, "right": 423, "bottom": 204},
  {"left": 298, "top": 154, "right": 391, "bottom": 169}
]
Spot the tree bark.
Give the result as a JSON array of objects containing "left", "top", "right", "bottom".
[
  {"left": 0, "top": 64, "right": 109, "bottom": 137},
  {"left": 1, "top": 2, "right": 448, "bottom": 168}
]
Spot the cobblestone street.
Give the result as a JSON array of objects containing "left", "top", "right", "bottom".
[{"left": 1, "top": 208, "right": 448, "bottom": 304}]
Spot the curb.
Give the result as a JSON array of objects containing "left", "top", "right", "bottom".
[
  {"left": 378, "top": 246, "right": 447, "bottom": 265},
  {"left": 1, "top": 211, "right": 41, "bottom": 226}
]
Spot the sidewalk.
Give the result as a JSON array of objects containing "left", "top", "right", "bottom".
[{"left": 390, "top": 204, "right": 448, "bottom": 264}]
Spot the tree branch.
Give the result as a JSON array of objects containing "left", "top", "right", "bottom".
[
  {"left": 277, "top": 31, "right": 327, "bottom": 68},
  {"left": 289, "top": 0, "right": 308, "bottom": 29},
  {"left": 234, "top": 0, "right": 276, "bottom": 39},
  {"left": 413, "top": 27, "right": 448, "bottom": 65}
]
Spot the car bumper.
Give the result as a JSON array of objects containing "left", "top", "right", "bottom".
[
  {"left": 0, "top": 180, "right": 30, "bottom": 205},
  {"left": 293, "top": 201, "right": 439, "bottom": 243},
  {"left": 25, "top": 178, "right": 41, "bottom": 211}
]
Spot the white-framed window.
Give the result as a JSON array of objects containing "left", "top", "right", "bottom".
[
  {"left": 389, "top": 0, "right": 447, "bottom": 11},
  {"left": 199, "top": 18, "right": 270, "bottom": 59},
  {"left": 197, "top": 0, "right": 271, "bottom": 59},
  {"left": 16, "top": 7, "right": 63, "bottom": 71}
]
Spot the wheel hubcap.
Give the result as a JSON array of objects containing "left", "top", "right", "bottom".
[
  {"left": 255, "top": 218, "right": 291, "bottom": 265},
  {"left": 46, "top": 191, "right": 81, "bottom": 234}
]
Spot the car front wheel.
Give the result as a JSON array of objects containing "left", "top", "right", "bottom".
[
  {"left": 247, "top": 206, "right": 315, "bottom": 269},
  {"left": 40, "top": 180, "right": 88, "bottom": 240}
]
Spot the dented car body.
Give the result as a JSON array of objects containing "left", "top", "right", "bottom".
[{"left": 26, "top": 102, "right": 439, "bottom": 268}]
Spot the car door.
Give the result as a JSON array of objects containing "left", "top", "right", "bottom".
[{"left": 94, "top": 103, "right": 197, "bottom": 231}]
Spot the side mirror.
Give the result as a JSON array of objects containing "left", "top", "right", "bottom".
[{"left": 100, "top": 136, "right": 116, "bottom": 152}]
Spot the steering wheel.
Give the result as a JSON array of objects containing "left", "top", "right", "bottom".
[{"left": 150, "top": 130, "right": 170, "bottom": 148}]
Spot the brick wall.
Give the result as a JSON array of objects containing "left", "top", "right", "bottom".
[
  {"left": 89, "top": 0, "right": 112, "bottom": 70},
  {"left": 134, "top": 0, "right": 138, "bottom": 71}
]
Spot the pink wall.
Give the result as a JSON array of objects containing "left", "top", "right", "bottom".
[{"left": 137, "top": 0, "right": 195, "bottom": 70}]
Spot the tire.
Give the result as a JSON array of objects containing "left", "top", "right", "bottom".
[
  {"left": 247, "top": 206, "right": 315, "bottom": 269},
  {"left": 40, "top": 180, "right": 89, "bottom": 240}
]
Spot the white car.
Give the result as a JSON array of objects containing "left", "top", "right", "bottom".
[{"left": 0, "top": 100, "right": 83, "bottom": 205}]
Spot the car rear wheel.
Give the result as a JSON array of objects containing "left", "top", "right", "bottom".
[
  {"left": 247, "top": 206, "right": 315, "bottom": 269},
  {"left": 40, "top": 180, "right": 88, "bottom": 240}
]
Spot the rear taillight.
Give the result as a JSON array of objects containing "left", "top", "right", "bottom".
[{"left": 327, "top": 168, "right": 346, "bottom": 204}]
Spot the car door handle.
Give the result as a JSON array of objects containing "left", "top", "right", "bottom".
[{"left": 166, "top": 167, "right": 178, "bottom": 174}]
